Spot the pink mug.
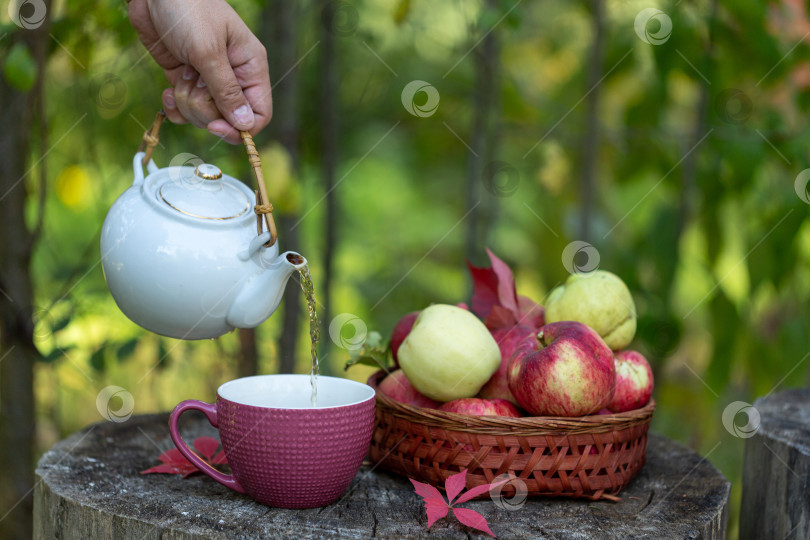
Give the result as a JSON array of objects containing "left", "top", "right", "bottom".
[{"left": 169, "top": 374, "right": 376, "bottom": 508}]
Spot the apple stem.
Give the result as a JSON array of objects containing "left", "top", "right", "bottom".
[{"left": 537, "top": 330, "right": 547, "bottom": 347}]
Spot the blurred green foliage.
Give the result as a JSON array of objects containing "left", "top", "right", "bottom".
[{"left": 3, "top": 0, "right": 810, "bottom": 537}]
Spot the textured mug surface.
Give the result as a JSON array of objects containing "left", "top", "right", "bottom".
[{"left": 169, "top": 374, "right": 376, "bottom": 508}]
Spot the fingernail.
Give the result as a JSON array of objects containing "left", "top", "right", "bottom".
[
  {"left": 196, "top": 78, "right": 206, "bottom": 88},
  {"left": 182, "top": 66, "right": 195, "bottom": 80},
  {"left": 208, "top": 128, "right": 227, "bottom": 139},
  {"left": 164, "top": 92, "right": 176, "bottom": 109},
  {"left": 233, "top": 105, "right": 254, "bottom": 126}
]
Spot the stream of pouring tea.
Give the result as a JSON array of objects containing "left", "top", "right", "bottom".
[{"left": 298, "top": 264, "right": 320, "bottom": 407}]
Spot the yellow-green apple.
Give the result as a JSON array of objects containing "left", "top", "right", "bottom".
[
  {"left": 477, "top": 325, "right": 538, "bottom": 405},
  {"left": 378, "top": 369, "right": 441, "bottom": 408},
  {"left": 544, "top": 270, "right": 636, "bottom": 350},
  {"left": 390, "top": 304, "right": 468, "bottom": 367},
  {"left": 508, "top": 321, "right": 615, "bottom": 416},
  {"left": 390, "top": 311, "right": 420, "bottom": 367},
  {"left": 398, "top": 304, "right": 500, "bottom": 401},
  {"left": 607, "top": 350, "right": 653, "bottom": 412},
  {"left": 439, "top": 397, "right": 521, "bottom": 417}
]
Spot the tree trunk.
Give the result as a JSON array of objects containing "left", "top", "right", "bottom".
[
  {"left": 741, "top": 389, "right": 810, "bottom": 540},
  {"left": 665, "top": 0, "right": 717, "bottom": 298},
  {"left": 578, "top": 0, "right": 605, "bottom": 243},
  {"left": 0, "top": 4, "right": 51, "bottom": 537},
  {"left": 464, "top": 0, "right": 500, "bottom": 274},
  {"left": 263, "top": 0, "right": 301, "bottom": 374},
  {"left": 236, "top": 329, "right": 258, "bottom": 377},
  {"left": 319, "top": 0, "right": 339, "bottom": 374},
  {"left": 35, "top": 414, "right": 731, "bottom": 539}
]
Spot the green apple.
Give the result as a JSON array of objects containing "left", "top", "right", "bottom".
[
  {"left": 544, "top": 270, "right": 636, "bottom": 350},
  {"left": 398, "top": 304, "right": 500, "bottom": 401}
]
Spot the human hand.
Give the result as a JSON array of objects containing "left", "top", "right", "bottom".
[{"left": 128, "top": 0, "right": 272, "bottom": 144}]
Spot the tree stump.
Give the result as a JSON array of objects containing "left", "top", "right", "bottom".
[
  {"left": 740, "top": 389, "right": 810, "bottom": 540},
  {"left": 35, "top": 413, "right": 730, "bottom": 539}
]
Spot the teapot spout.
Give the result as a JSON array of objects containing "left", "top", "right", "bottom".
[{"left": 226, "top": 252, "right": 307, "bottom": 329}]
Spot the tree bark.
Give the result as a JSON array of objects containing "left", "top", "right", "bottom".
[
  {"left": 319, "top": 0, "right": 339, "bottom": 374},
  {"left": 0, "top": 4, "right": 51, "bottom": 537},
  {"left": 741, "top": 389, "right": 810, "bottom": 540},
  {"left": 262, "top": 0, "right": 302, "bottom": 374},
  {"left": 578, "top": 0, "right": 605, "bottom": 243}
]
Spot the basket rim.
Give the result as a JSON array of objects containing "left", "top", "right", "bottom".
[{"left": 368, "top": 369, "right": 655, "bottom": 436}]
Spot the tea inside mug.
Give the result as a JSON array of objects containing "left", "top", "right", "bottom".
[{"left": 218, "top": 374, "right": 374, "bottom": 409}]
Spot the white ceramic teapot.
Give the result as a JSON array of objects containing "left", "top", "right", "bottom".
[{"left": 100, "top": 115, "right": 306, "bottom": 340}]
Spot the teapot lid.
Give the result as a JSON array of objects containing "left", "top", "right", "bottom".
[{"left": 157, "top": 164, "right": 251, "bottom": 220}]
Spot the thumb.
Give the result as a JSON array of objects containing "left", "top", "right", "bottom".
[{"left": 193, "top": 54, "right": 254, "bottom": 131}]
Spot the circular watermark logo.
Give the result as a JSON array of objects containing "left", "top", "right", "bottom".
[
  {"left": 489, "top": 474, "right": 528, "bottom": 511},
  {"left": 483, "top": 161, "right": 520, "bottom": 198},
  {"left": 722, "top": 401, "right": 760, "bottom": 439},
  {"left": 794, "top": 169, "right": 810, "bottom": 204},
  {"left": 96, "top": 385, "right": 135, "bottom": 423},
  {"left": 401, "top": 80, "right": 440, "bottom": 118},
  {"left": 634, "top": 8, "right": 672, "bottom": 45},
  {"left": 31, "top": 307, "right": 54, "bottom": 342},
  {"left": 90, "top": 73, "right": 128, "bottom": 119},
  {"left": 321, "top": 1, "right": 358, "bottom": 37},
  {"left": 8, "top": 0, "right": 47, "bottom": 30},
  {"left": 167, "top": 152, "right": 204, "bottom": 183},
  {"left": 561, "top": 240, "right": 600, "bottom": 275},
  {"left": 714, "top": 89, "right": 752, "bottom": 125},
  {"left": 329, "top": 313, "right": 367, "bottom": 350}
]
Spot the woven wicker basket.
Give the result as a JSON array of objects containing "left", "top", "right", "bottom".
[{"left": 367, "top": 370, "right": 655, "bottom": 501}]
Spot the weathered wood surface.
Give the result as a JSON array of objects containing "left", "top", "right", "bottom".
[
  {"left": 35, "top": 412, "right": 730, "bottom": 539},
  {"left": 741, "top": 389, "right": 810, "bottom": 540}
]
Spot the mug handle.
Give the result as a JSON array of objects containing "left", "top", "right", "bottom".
[{"left": 168, "top": 400, "right": 246, "bottom": 494}]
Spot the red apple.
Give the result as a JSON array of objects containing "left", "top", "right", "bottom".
[
  {"left": 477, "top": 325, "right": 538, "bottom": 405},
  {"left": 608, "top": 350, "right": 653, "bottom": 412},
  {"left": 508, "top": 321, "right": 615, "bottom": 417},
  {"left": 378, "top": 369, "right": 441, "bottom": 409},
  {"left": 390, "top": 311, "right": 420, "bottom": 367},
  {"left": 439, "top": 397, "right": 521, "bottom": 417}
]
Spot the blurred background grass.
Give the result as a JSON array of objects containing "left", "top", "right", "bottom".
[{"left": 3, "top": 0, "right": 810, "bottom": 537}]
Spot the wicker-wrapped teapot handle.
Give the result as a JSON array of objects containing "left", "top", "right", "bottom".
[
  {"left": 138, "top": 111, "right": 278, "bottom": 248},
  {"left": 240, "top": 132, "right": 277, "bottom": 248}
]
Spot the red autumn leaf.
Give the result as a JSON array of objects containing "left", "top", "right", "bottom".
[
  {"left": 409, "top": 478, "right": 445, "bottom": 501},
  {"left": 469, "top": 248, "right": 540, "bottom": 331},
  {"left": 140, "top": 462, "right": 196, "bottom": 475},
  {"left": 193, "top": 436, "right": 220, "bottom": 460},
  {"left": 467, "top": 259, "right": 501, "bottom": 320},
  {"left": 141, "top": 437, "right": 228, "bottom": 477},
  {"left": 517, "top": 295, "right": 545, "bottom": 329},
  {"left": 453, "top": 507, "right": 496, "bottom": 537},
  {"left": 453, "top": 475, "right": 512, "bottom": 504},
  {"left": 444, "top": 469, "right": 468, "bottom": 503},
  {"left": 409, "top": 479, "right": 449, "bottom": 527},
  {"left": 486, "top": 248, "right": 519, "bottom": 315},
  {"left": 484, "top": 305, "right": 519, "bottom": 329},
  {"left": 424, "top": 498, "right": 450, "bottom": 527},
  {"left": 141, "top": 448, "right": 197, "bottom": 476},
  {"left": 410, "top": 469, "right": 501, "bottom": 537}
]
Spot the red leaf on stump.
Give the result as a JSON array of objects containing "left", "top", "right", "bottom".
[
  {"left": 453, "top": 507, "right": 497, "bottom": 537},
  {"left": 141, "top": 437, "right": 229, "bottom": 477},
  {"left": 410, "top": 469, "right": 507, "bottom": 537}
]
